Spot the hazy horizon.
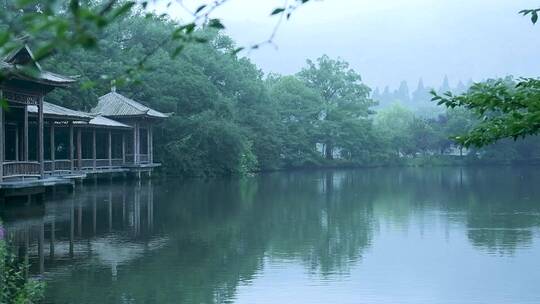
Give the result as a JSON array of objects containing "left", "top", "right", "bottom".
[{"left": 151, "top": 0, "right": 540, "bottom": 91}]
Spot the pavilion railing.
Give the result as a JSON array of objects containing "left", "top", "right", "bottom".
[
  {"left": 125, "top": 154, "right": 134, "bottom": 164},
  {"left": 2, "top": 157, "right": 155, "bottom": 179},
  {"left": 2, "top": 162, "right": 41, "bottom": 178},
  {"left": 44, "top": 161, "right": 52, "bottom": 172},
  {"left": 54, "top": 160, "right": 73, "bottom": 171},
  {"left": 95, "top": 159, "right": 110, "bottom": 168},
  {"left": 139, "top": 154, "right": 149, "bottom": 164},
  {"left": 124, "top": 154, "right": 151, "bottom": 164},
  {"left": 80, "top": 159, "right": 94, "bottom": 169},
  {"left": 44, "top": 160, "right": 73, "bottom": 174}
]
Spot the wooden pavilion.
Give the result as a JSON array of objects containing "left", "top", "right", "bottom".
[{"left": 0, "top": 45, "right": 168, "bottom": 191}]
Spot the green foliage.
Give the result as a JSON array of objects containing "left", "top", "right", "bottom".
[
  {"left": 38, "top": 11, "right": 390, "bottom": 175},
  {"left": 0, "top": 222, "right": 45, "bottom": 304},
  {"left": 4, "top": 1, "right": 540, "bottom": 176},
  {"left": 431, "top": 8, "right": 540, "bottom": 148},
  {"left": 0, "top": 0, "right": 312, "bottom": 88},
  {"left": 432, "top": 77, "right": 540, "bottom": 147},
  {"left": 267, "top": 75, "right": 322, "bottom": 167},
  {"left": 374, "top": 104, "right": 415, "bottom": 156},
  {"left": 520, "top": 8, "right": 540, "bottom": 24},
  {"left": 159, "top": 112, "right": 257, "bottom": 177},
  {"left": 298, "top": 55, "right": 374, "bottom": 160}
]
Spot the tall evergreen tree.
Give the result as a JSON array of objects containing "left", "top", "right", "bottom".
[
  {"left": 395, "top": 80, "right": 410, "bottom": 103},
  {"left": 411, "top": 78, "right": 432, "bottom": 108},
  {"left": 380, "top": 86, "right": 392, "bottom": 106},
  {"left": 455, "top": 80, "right": 467, "bottom": 94},
  {"left": 439, "top": 75, "right": 451, "bottom": 93},
  {"left": 372, "top": 87, "right": 381, "bottom": 101}
]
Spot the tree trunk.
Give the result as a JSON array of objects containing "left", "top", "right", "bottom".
[{"left": 325, "top": 143, "right": 333, "bottom": 160}]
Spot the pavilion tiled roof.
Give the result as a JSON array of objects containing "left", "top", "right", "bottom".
[
  {"left": 87, "top": 115, "right": 132, "bottom": 129},
  {"left": 28, "top": 101, "right": 92, "bottom": 121},
  {"left": 1, "top": 45, "right": 76, "bottom": 87},
  {"left": 29, "top": 101, "right": 132, "bottom": 129},
  {"left": 91, "top": 91, "right": 169, "bottom": 119}
]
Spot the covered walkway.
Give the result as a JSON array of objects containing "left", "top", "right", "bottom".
[{"left": 0, "top": 45, "right": 168, "bottom": 190}]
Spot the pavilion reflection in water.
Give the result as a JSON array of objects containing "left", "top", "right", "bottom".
[{"left": 1, "top": 180, "right": 162, "bottom": 278}]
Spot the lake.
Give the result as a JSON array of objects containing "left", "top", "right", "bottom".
[{"left": 2, "top": 167, "right": 540, "bottom": 304}]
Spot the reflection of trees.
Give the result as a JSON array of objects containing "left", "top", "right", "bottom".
[
  {"left": 254, "top": 171, "right": 375, "bottom": 276},
  {"left": 25, "top": 178, "right": 270, "bottom": 304},
  {"left": 4, "top": 173, "right": 378, "bottom": 303},
  {"left": 3, "top": 167, "right": 540, "bottom": 303},
  {"left": 357, "top": 167, "right": 540, "bottom": 256},
  {"left": 461, "top": 168, "right": 540, "bottom": 255}
]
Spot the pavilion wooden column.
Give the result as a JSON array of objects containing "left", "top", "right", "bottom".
[
  {"left": 122, "top": 133, "right": 126, "bottom": 165},
  {"left": 23, "top": 105, "right": 28, "bottom": 161},
  {"left": 50, "top": 123, "right": 55, "bottom": 172},
  {"left": 92, "top": 129, "right": 96, "bottom": 169},
  {"left": 69, "top": 122, "right": 74, "bottom": 172},
  {"left": 15, "top": 126, "right": 19, "bottom": 161},
  {"left": 0, "top": 91, "right": 4, "bottom": 182},
  {"left": 38, "top": 96, "right": 44, "bottom": 178},
  {"left": 133, "top": 123, "right": 138, "bottom": 165},
  {"left": 147, "top": 127, "right": 152, "bottom": 164},
  {"left": 77, "top": 129, "right": 82, "bottom": 169},
  {"left": 108, "top": 130, "right": 112, "bottom": 167}
]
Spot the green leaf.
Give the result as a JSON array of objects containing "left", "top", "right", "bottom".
[
  {"left": 232, "top": 47, "right": 244, "bottom": 55},
  {"left": 271, "top": 8, "right": 286, "bottom": 16},
  {"left": 0, "top": 31, "right": 9, "bottom": 47},
  {"left": 109, "top": 2, "right": 136, "bottom": 20},
  {"left": 195, "top": 5, "right": 207, "bottom": 14},
  {"left": 0, "top": 98, "right": 8, "bottom": 110},
  {"left": 69, "top": 0, "right": 80, "bottom": 15},
  {"left": 208, "top": 19, "right": 225, "bottom": 29}
]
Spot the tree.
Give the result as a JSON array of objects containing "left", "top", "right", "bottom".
[
  {"left": 372, "top": 87, "right": 381, "bottom": 103},
  {"left": 297, "top": 55, "right": 374, "bottom": 160},
  {"left": 407, "top": 116, "right": 437, "bottom": 156},
  {"left": 395, "top": 80, "right": 410, "bottom": 104},
  {"left": 455, "top": 80, "right": 467, "bottom": 94},
  {"left": 267, "top": 75, "right": 323, "bottom": 167},
  {"left": 374, "top": 104, "right": 414, "bottom": 157}
]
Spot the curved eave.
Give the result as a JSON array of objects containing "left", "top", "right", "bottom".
[
  {"left": 29, "top": 113, "right": 92, "bottom": 122},
  {"left": 106, "top": 114, "right": 169, "bottom": 120},
  {"left": 73, "top": 122, "right": 133, "bottom": 130},
  {"left": 10, "top": 72, "right": 76, "bottom": 88},
  {"left": 1, "top": 65, "right": 76, "bottom": 88}
]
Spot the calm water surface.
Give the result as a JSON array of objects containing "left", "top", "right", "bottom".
[{"left": 2, "top": 167, "right": 540, "bottom": 304}]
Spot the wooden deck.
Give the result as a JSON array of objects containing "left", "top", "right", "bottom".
[{"left": 0, "top": 163, "right": 160, "bottom": 195}]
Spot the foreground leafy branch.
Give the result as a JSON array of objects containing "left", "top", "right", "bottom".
[
  {"left": 430, "top": 6, "right": 540, "bottom": 148},
  {"left": 520, "top": 8, "right": 540, "bottom": 24},
  {"left": 432, "top": 78, "right": 540, "bottom": 147},
  {"left": 0, "top": 0, "right": 311, "bottom": 83},
  {"left": 0, "top": 222, "right": 45, "bottom": 303}
]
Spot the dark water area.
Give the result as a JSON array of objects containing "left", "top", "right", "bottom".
[{"left": 2, "top": 167, "right": 540, "bottom": 304}]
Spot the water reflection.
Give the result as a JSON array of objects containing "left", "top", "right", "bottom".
[
  {"left": 1, "top": 167, "right": 540, "bottom": 303},
  {"left": 2, "top": 181, "right": 158, "bottom": 276}
]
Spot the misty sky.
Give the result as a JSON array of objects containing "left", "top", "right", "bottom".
[{"left": 154, "top": 0, "right": 540, "bottom": 90}]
